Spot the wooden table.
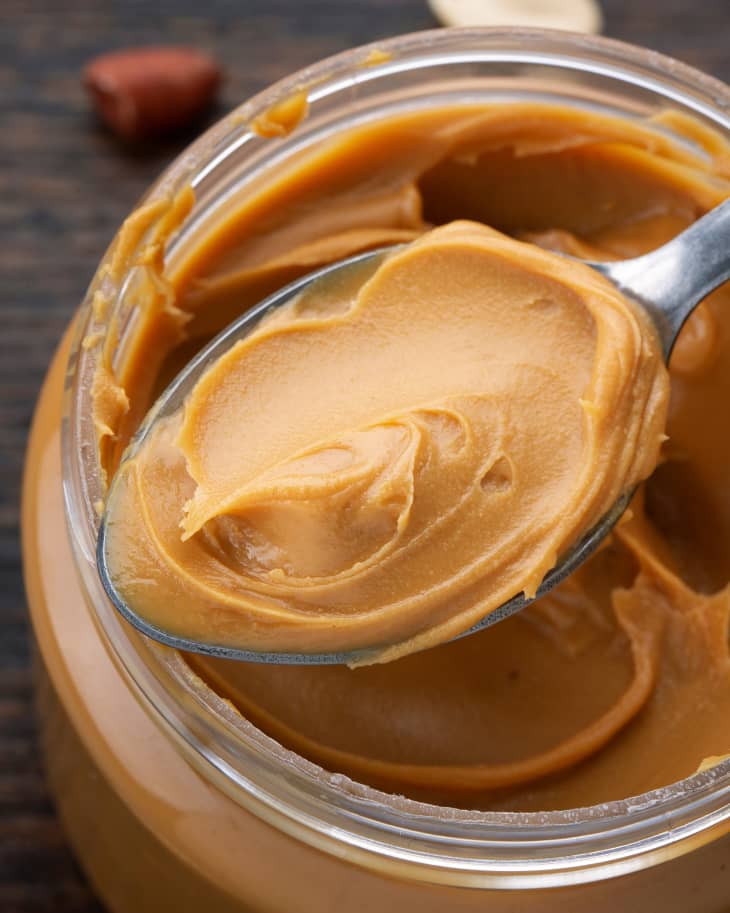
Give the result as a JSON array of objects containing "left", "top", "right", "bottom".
[{"left": 2, "top": 1, "right": 729, "bottom": 910}]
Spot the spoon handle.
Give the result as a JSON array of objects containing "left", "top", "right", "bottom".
[{"left": 599, "top": 196, "right": 730, "bottom": 358}]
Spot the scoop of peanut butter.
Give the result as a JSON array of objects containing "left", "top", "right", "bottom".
[{"left": 103, "top": 220, "right": 668, "bottom": 663}]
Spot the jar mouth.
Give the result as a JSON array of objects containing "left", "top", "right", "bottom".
[{"left": 62, "top": 25, "right": 730, "bottom": 888}]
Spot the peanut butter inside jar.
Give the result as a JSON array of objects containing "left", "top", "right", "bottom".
[{"left": 93, "top": 100, "right": 730, "bottom": 813}]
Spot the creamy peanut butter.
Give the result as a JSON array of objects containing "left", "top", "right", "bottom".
[
  {"left": 103, "top": 220, "right": 668, "bottom": 661},
  {"left": 88, "top": 101, "right": 730, "bottom": 811}
]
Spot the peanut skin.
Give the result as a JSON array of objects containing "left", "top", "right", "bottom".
[{"left": 84, "top": 46, "right": 222, "bottom": 140}]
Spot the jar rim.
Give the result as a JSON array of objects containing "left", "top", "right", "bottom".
[{"left": 62, "top": 25, "right": 730, "bottom": 889}]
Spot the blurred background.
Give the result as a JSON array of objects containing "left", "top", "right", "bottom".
[{"left": 1, "top": 1, "right": 729, "bottom": 911}]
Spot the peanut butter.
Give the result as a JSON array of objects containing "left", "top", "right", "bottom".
[
  {"left": 89, "top": 101, "right": 730, "bottom": 812},
  {"left": 103, "top": 220, "right": 668, "bottom": 662}
]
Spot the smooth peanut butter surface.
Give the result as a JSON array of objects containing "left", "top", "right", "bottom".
[
  {"left": 91, "top": 100, "right": 730, "bottom": 811},
  {"left": 103, "top": 221, "right": 668, "bottom": 661}
]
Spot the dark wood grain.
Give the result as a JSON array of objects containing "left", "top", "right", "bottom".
[{"left": 2, "top": 1, "right": 729, "bottom": 911}]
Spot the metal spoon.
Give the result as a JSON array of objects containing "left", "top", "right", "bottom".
[{"left": 97, "top": 198, "right": 730, "bottom": 664}]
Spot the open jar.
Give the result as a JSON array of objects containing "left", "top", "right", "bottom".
[{"left": 22, "top": 27, "right": 730, "bottom": 913}]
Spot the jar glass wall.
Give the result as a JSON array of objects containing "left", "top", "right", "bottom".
[{"left": 22, "top": 27, "right": 730, "bottom": 913}]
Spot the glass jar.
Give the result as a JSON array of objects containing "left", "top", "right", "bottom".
[{"left": 22, "top": 27, "right": 730, "bottom": 913}]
